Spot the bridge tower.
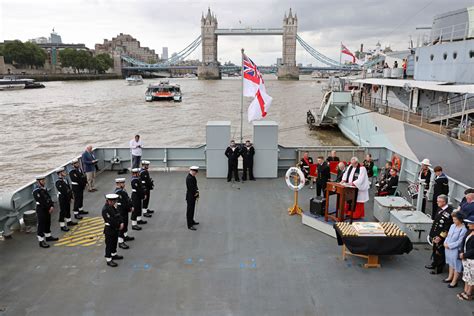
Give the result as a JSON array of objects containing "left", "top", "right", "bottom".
[
  {"left": 278, "top": 9, "right": 299, "bottom": 80},
  {"left": 197, "top": 8, "right": 221, "bottom": 79}
]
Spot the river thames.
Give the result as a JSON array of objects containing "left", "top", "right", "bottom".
[{"left": 0, "top": 75, "right": 351, "bottom": 192}]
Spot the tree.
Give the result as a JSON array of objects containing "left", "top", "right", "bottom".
[
  {"left": 0, "top": 40, "right": 46, "bottom": 68},
  {"left": 94, "top": 53, "right": 113, "bottom": 73}
]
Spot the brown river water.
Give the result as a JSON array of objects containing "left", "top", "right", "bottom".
[{"left": 0, "top": 75, "right": 351, "bottom": 192}]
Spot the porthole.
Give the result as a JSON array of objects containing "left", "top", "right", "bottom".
[
  {"left": 443, "top": 53, "right": 447, "bottom": 60},
  {"left": 470, "top": 50, "right": 474, "bottom": 58},
  {"left": 453, "top": 52, "right": 457, "bottom": 59},
  {"left": 430, "top": 54, "right": 434, "bottom": 61},
  {"left": 375, "top": 126, "right": 378, "bottom": 132},
  {"left": 416, "top": 56, "right": 419, "bottom": 62}
]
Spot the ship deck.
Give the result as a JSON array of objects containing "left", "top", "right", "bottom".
[{"left": 0, "top": 171, "right": 471, "bottom": 315}]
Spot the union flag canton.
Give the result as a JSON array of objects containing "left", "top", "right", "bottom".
[{"left": 243, "top": 54, "right": 262, "bottom": 85}]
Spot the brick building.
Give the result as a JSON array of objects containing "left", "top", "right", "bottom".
[{"left": 95, "top": 33, "right": 159, "bottom": 63}]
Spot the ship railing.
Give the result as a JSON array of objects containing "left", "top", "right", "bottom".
[
  {"left": 429, "top": 21, "right": 470, "bottom": 43},
  {"left": 428, "top": 94, "right": 474, "bottom": 122}
]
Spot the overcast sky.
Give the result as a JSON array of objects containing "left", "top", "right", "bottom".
[{"left": 1, "top": 0, "right": 473, "bottom": 65}]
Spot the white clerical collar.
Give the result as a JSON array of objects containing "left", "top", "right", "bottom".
[{"left": 441, "top": 205, "right": 448, "bottom": 210}]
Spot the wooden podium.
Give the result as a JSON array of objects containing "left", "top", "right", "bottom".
[{"left": 325, "top": 182, "right": 358, "bottom": 223}]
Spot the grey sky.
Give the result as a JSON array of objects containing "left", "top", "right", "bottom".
[{"left": 1, "top": 0, "right": 472, "bottom": 65}]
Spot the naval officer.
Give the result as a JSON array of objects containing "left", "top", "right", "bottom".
[
  {"left": 186, "top": 166, "right": 200, "bottom": 230},
  {"left": 55, "top": 167, "right": 77, "bottom": 232},
  {"left": 225, "top": 140, "right": 240, "bottom": 182},
  {"left": 140, "top": 160, "right": 155, "bottom": 217},
  {"left": 241, "top": 140, "right": 255, "bottom": 181},
  {"left": 114, "top": 178, "right": 135, "bottom": 249},
  {"left": 131, "top": 168, "right": 147, "bottom": 230},
  {"left": 102, "top": 193, "right": 124, "bottom": 267},
  {"left": 32, "top": 175, "right": 58, "bottom": 248},
  {"left": 69, "top": 158, "right": 88, "bottom": 219}
]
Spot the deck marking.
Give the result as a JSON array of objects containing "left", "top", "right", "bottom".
[{"left": 55, "top": 216, "right": 105, "bottom": 247}]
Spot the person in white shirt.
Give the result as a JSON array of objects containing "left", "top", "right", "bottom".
[
  {"left": 340, "top": 156, "right": 370, "bottom": 219},
  {"left": 129, "top": 135, "right": 143, "bottom": 169}
]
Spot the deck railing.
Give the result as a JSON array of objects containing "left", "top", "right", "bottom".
[{"left": 0, "top": 145, "right": 471, "bottom": 235}]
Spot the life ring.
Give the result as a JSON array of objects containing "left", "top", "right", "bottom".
[{"left": 285, "top": 167, "right": 306, "bottom": 191}]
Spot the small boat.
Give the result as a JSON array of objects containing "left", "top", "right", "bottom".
[
  {"left": 145, "top": 80, "right": 182, "bottom": 102},
  {"left": 125, "top": 75, "right": 144, "bottom": 85},
  {"left": 0, "top": 76, "right": 45, "bottom": 90}
]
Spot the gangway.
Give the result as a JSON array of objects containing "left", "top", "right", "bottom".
[{"left": 306, "top": 91, "right": 352, "bottom": 128}]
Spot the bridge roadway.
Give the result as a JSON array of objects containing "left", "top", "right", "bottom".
[
  {"left": 0, "top": 170, "right": 470, "bottom": 315},
  {"left": 122, "top": 65, "right": 359, "bottom": 73}
]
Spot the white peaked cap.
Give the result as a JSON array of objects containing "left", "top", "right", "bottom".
[
  {"left": 141, "top": 160, "right": 150, "bottom": 165},
  {"left": 105, "top": 193, "right": 119, "bottom": 200},
  {"left": 115, "top": 178, "right": 126, "bottom": 183},
  {"left": 190, "top": 166, "right": 199, "bottom": 171},
  {"left": 131, "top": 168, "right": 141, "bottom": 173}
]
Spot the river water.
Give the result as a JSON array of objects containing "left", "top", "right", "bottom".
[{"left": 0, "top": 75, "right": 351, "bottom": 192}]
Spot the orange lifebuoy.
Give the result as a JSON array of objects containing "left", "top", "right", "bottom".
[{"left": 391, "top": 155, "right": 401, "bottom": 171}]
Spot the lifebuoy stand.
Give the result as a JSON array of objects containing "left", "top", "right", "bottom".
[{"left": 288, "top": 173, "right": 303, "bottom": 216}]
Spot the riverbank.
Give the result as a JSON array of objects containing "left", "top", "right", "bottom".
[{"left": 2, "top": 73, "right": 122, "bottom": 82}]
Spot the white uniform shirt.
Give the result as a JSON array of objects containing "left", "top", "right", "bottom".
[
  {"left": 130, "top": 139, "right": 143, "bottom": 156},
  {"left": 342, "top": 165, "right": 370, "bottom": 203}
]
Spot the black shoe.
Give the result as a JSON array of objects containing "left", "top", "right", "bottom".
[
  {"left": 250, "top": 178, "right": 256, "bottom": 181},
  {"left": 188, "top": 226, "right": 197, "bottom": 231},
  {"left": 227, "top": 179, "right": 231, "bottom": 182},
  {"left": 425, "top": 264, "right": 435, "bottom": 269},
  {"left": 60, "top": 226, "right": 69, "bottom": 232},
  {"left": 124, "top": 236, "right": 135, "bottom": 241},
  {"left": 107, "top": 260, "right": 118, "bottom": 267},
  {"left": 146, "top": 209, "right": 155, "bottom": 214},
  {"left": 143, "top": 213, "right": 152, "bottom": 218},
  {"left": 112, "top": 255, "right": 124, "bottom": 260},
  {"left": 137, "top": 220, "right": 147, "bottom": 225},
  {"left": 242, "top": 178, "right": 247, "bottom": 182},
  {"left": 132, "top": 225, "right": 142, "bottom": 231},
  {"left": 448, "top": 283, "right": 458, "bottom": 288},
  {"left": 39, "top": 241, "right": 50, "bottom": 248},
  {"left": 443, "top": 279, "right": 452, "bottom": 283},
  {"left": 119, "top": 242, "right": 129, "bottom": 249},
  {"left": 235, "top": 179, "right": 240, "bottom": 182},
  {"left": 78, "top": 210, "right": 89, "bottom": 215},
  {"left": 67, "top": 221, "right": 78, "bottom": 226},
  {"left": 193, "top": 222, "right": 200, "bottom": 225},
  {"left": 430, "top": 270, "right": 443, "bottom": 275},
  {"left": 74, "top": 214, "right": 83, "bottom": 220},
  {"left": 45, "top": 236, "right": 58, "bottom": 242}
]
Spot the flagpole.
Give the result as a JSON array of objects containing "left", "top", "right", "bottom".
[
  {"left": 339, "top": 42, "right": 342, "bottom": 72},
  {"left": 240, "top": 48, "right": 244, "bottom": 145}
]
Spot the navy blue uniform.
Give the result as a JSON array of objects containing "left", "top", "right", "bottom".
[
  {"left": 32, "top": 184, "right": 54, "bottom": 240},
  {"left": 186, "top": 173, "right": 199, "bottom": 228},
  {"left": 102, "top": 203, "right": 123, "bottom": 259},
  {"left": 55, "top": 177, "right": 72, "bottom": 223}
]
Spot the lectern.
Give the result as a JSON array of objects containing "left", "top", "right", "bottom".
[{"left": 325, "top": 182, "right": 357, "bottom": 223}]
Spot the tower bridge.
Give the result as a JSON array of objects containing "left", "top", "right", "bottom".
[{"left": 119, "top": 8, "right": 360, "bottom": 80}]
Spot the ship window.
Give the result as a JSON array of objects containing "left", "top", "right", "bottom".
[
  {"left": 430, "top": 54, "right": 434, "bottom": 61},
  {"left": 470, "top": 51, "right": 474, "bottom": 58},
  {"left": 415, "top": 56, "right": 419, "bottom": 62},
  {"left": 375, "top": 126, "right": 378, "bottom": 132},
  {"left": 443, "top": 53, "right": 447, "bottom": 60},
  {"left": 453, "top": 52, "right": 457, "bottom": 59}
]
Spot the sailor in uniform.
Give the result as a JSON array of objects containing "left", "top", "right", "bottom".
[
  {"left": 140, "top": 160, "right": 155, "bottom": 217},
  {"left": 102, "top": 193, "right": 124, "bottom": 267},
  {"left": 225, "top": 140, "right": 240, "bottom": 182},
  {"left": 55, "top": 167, "right": 77, "bottom": 232},
  {"left": 186, "top": 166, "right": 200, "bottom": 230},
  {"left": 425, "top": 194, "right": 453, "bottom": 274},
  {"left": 340, "top": 157, "right": 370, "bottom": 219},
  {"left": 241, "top": 140, "right": 255, "bottom": 181},
  {"left": 316, "top": 156, "right": 330, "bottom": 197},
  {"left": 114, "top": 178, "right": 135, "bottom": 249},
  {"left": 432, "top": 166, "right": 449, "bottom": 219},
  {"left": 419, "top": 158, "right": 432, "bottom": 214},
  {"left": 69, "top": 158, "right": 88, "bottom": 219},
  {"left": 130, "top": 168, "right": 147, "bottom": 230},
  {"left": 32, "top": 175, "right": 58, "bottom": 248}
]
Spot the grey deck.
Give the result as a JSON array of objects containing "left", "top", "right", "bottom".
[{"left": 0, "top": 171, "right": 471, "bottom": 316}]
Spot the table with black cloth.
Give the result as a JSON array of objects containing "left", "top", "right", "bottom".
[{"left": 334, "top": 223, "right": 413, "bottom": 268}]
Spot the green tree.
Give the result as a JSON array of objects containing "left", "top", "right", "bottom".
[
  {"left": 0, "top": 40, "right": 46, "bottom": 68},
  {"left": 94, "top": 53, "right": 113, "bottom": 73}
]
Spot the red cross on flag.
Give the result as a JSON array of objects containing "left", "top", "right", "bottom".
[{"left": 242, "top": 53, "right": 272, "bottom": 122}]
